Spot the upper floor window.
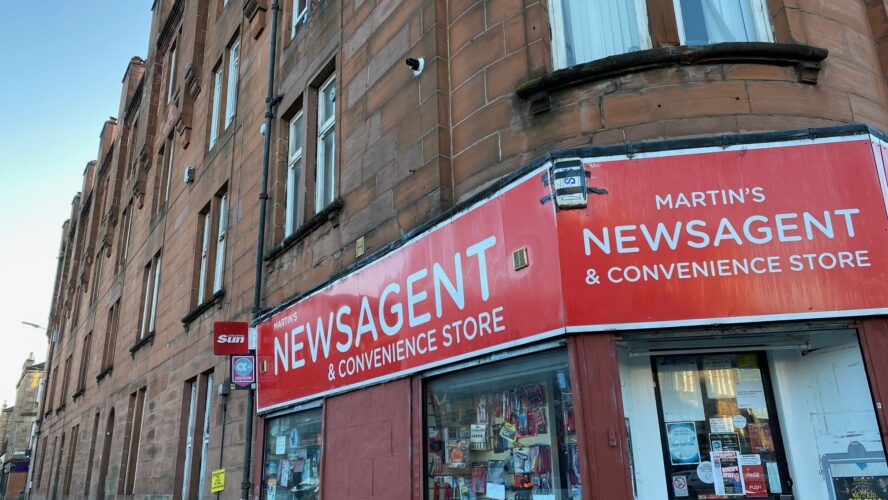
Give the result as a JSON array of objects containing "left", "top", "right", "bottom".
[
  {"left": 291, "top": 0, "right": 308, "bottom": 38},
  {"left": 208, "top": 37, "right": 240, "bottom": 148},
  {"left": 225, "top": 39, "right": 239, "bottom": 128},
  {"left": 194, "top": 189, "right": 228, "bottom": 305},
  {"left": 209, "top": 65, "right": 223, "bottom": 148},
  {"left": 673, "top": 0, "right": 772, "bottom": 45},
  {"left": 550, "top": 0, "right": 651, "bottom": 68},
  {"left": 285, "top": 110, "right": 304, "bottom": 236},
  {"left": 166, "top": 43, "right": 178, "bottom": 103},
  {"left": 315, "top": 75, "right": 336, "bottom": 211},
  {"left": 138, "top": 251, "right": 162, "bottom": 340},
  {"left": 549, "top": 0, "right": 772, "bottom": 69}
]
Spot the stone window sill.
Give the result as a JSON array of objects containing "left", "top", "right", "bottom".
[
  {"left": 71, "top": 387, "right": 85, "bottom": 401},
  {"left": 181, "top": 289, "right": 226, "bottom": 325},
  {"left": 96, "top": 365, "right": 113, "bottom": 382},
  {"left": 129, "top": 332, "right": 155, "bottom": 357},
  {"left": 55, "top": 404, "right": 65, "bottom": 415},
  {"left": 515, "top": 42, "right": 829, "bottom": 113},
  {"left": 264, "top": 198, "right": 344, "bottom": 262}
]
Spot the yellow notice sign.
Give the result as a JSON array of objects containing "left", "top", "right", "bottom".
[{"left": 211, "top": 469, "right": 225, "bottom": 493}]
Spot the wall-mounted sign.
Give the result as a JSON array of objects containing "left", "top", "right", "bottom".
[
  {"left": 559, "top": 140, "right": 888, "bottom": 330},
  {"left": 211, "top": 469, "right": 225, "bottom": 493},
  {"left": 257, "top": 136, "right": 888, "bottom": 411},
  {"left": 232, "top": 355, "right": 255, "bottom": 387},
  {"left": 213, "top": 321, "right": 249, "bottom": 355}
]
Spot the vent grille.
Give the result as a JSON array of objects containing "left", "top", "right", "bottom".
[{"left": 512, "top": 247, "right": 529, "bottom": 271}]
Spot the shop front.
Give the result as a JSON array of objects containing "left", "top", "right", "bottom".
[{"left": 255, "top": 128, "right": 888, "bottom": 500}]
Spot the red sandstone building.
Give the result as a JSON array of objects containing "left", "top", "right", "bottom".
[{"left": 31, "top": 0, "right": 888, "bottom": 499}]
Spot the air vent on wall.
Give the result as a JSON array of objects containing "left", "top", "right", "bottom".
[{"left": 512, "top": 247, "right": 529, "bottom": 271}]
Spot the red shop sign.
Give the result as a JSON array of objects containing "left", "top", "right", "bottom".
[
  {"left": 557, "top": 139, "right": 888, "bottom": 329},
  {"left": 257, "top": 136, "right": 888, "bottom": 410},
  {"left": 256, "top": 176, "right": 565, "bottom": 411},
  {"left": 213, "top": 321, "right": 250, "bottom": 355}
]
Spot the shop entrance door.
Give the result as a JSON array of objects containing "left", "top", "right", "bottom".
[{"left": 651, "top": 352, "right": 792, "bottom": 499}]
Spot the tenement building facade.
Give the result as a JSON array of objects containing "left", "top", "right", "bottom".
[{"left": 32, "top": 0, "right": 888, "bottom": 499}]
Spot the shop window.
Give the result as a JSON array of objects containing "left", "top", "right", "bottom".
[
  {"left": 652, "top": 353, "right": 790, "bottom": 499},
  {"left": 549, "top": 0, "right": 651, "bottom": 69},
  {"left": 262, "top": 408, "right": 322, "bottom": 499},
  {"left": 673, "top": 0, "right": 772, "bottom": 45},
  {"left": 425, "top": 350, "right": 580, "bottom": 499}
]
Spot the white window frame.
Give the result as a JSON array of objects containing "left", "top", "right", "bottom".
[
  {"left": 672, "top": 0, "right": 773, "bottom": 45},
  {"left": 549, "top": 0, "right": 651, "bottom": 69},
  {"left": 147, "top": 254, "right": 161, "bottom": 334},
  {"left": 180, "top": 382, "right": 197, "bottom": 499},
  {"left": 213, "top": 193, "right": 227, "bottom": 293},
  {"left": 164, "top": 138, "right": 174, "bottom": 204},
  {"left": 166, "top": 43, "right": 177, "bottom": 103},
  {"left": 285, "top": 111, "right": 304, "bottom": 236},
  {"left": 209, "top": 67, "right": 223, "bottom": 148},
  {"left": 197, "top": 212, "right": 211, "bottom": 304},
  {"left": 139, "top": 263, "right": 152, "bottom": 339},
  {"left": 291, "top": 0, "right": 308, "bottom": 38},
  {"left": 315, "top": 75, "right": 336, "bottom": 212},
  {"left": 196, "top": 373, "right": 214, "bottom": 499},
  {"left": 225, "top": 40, "right": 239, "bottom": 128}
]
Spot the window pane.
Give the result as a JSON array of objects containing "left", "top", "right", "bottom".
[
  {"left": 557, "top": 0, "right": 645, "bottom": 66},
  {"left": 316, "top": 130, "right": 334, "bottom": 211},
  {"left": 676, "top": 0, "right": 765, "bottom": 44},
  {"left": 653, "top": 353, "right": 789, "bottom": 499},
  {"left": 262, "top": 409, "right": 322, "bottom": 500},
  {"left": 425, "top": 350, "right": 580, "bottom": 499},
  {"left": 288, "top": 113, "right": 304, "bottom": 162},
  {"left": 210, "top": 69, "right": 222, "bottom": 147},
  {"left": 148, "top": 255, "right": 161, "bottom": 333},
  {"left": 214, "top": 195, "right": 227, "bottom": 293},
  {"left": 198, "top": 213, "right": 211, "bottom": 303},
  {"left": 285, "top": 157, "right": 302, "bottom": 236},
  {"left": 181, "top": 382, "right": 197, "bottom": 499},
  {"left": 197, "top": 374, "right": 214, "bottom": 499},
  {"left": 226, "top": 41, "right": 239, "bottom": 127},
  {"left": 320, "top": 77, "right": 335, "bottom": 126}
]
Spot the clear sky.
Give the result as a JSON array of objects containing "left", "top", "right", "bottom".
[{"left": 0, "top": 1, "right": 152, "bottom": 405}]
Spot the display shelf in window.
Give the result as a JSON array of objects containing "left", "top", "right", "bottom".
[
  {"left": 262, "top": 409, "right": 322, "bottom": 500},
  {"left": 425, "top": 350, "right": 580, "bottom": 500}
]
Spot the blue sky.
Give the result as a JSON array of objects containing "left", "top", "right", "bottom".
[{"left": 0, "top": 1, "right": 152, "bottom": 404}]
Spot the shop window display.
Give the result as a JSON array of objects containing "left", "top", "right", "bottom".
[
  {"left": 262, "top": 409, "right": 322, "bottom": 500},
  {"left": 425, "top": 350, "right": 580, "bottom": 500},
  {"left": 653, "top": 353, "right": 790, "bottom": 499}
]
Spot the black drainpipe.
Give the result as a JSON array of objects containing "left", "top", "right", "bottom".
[{"left": 244, "top": 0, "right": 280, "bottom": 498}]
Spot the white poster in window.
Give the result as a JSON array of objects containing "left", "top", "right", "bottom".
[
  {"left": 657, "top": 358, "right": 705, "bottom": 422},
  {"left": 735, "top": 380, "right": 767, "bottom": 409},
  {"left": 709, "top": 417, "right": 734, "bottom": 433},
  {"left": 275, "top": 435, "right": 286, "bottom": 454},
  {"left": 485, "top": 483, "right": 505, "bottom": 500},
  {"left": 703, "top": 356, "right": 736, "bottom": 399}
]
